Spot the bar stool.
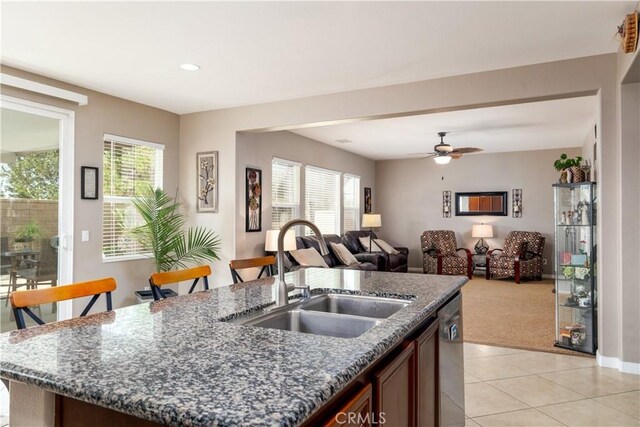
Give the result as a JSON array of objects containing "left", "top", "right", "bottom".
[
  {"left": 148, "top": 265, "right": 211, "bottom": 301},
  {"left": 10, "top": 277, "right": 116, "bottom": 329},
  {"left": 229, "top": 256, "right": 276, "bottom": 284}
]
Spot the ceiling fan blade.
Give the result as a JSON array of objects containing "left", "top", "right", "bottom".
[
  {"left": 450, "top": 153, "right": 463, "bottom": 159},
  {"left": 421, "top": 154, "right": 437, "bottom": 159},
  {"left": 450, "top": 147, "right": 483, "bottom": 154}
]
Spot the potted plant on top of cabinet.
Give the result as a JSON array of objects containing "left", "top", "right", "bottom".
[{"left": 554, "top": 154, "right": 584, "bottom": 183}]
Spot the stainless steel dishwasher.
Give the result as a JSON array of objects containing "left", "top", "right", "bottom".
[{"left": 438, "top": 293, "right": 465, "bottom": 426}]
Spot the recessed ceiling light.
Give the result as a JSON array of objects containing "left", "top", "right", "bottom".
[{"left": 180, "top": 63, "right": 200, "bottom": 71}]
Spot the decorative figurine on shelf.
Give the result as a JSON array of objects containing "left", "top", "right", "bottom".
[
  {"left": 560, "top": 211, "right": 567, "bottom": 225},
  {"left": 579, "top": 240, "right": 587, "bottom": 254},
  {"left": 571, "top": 326, "right": 586, "bottom": 347},
  {"left": 577, "top": 202, "right": 584, "bottom": 224},
  {"left": 580, "top": 201, "right": 590, "bottom": 225},
  {"left": 565, "top": 294, "right": 579, "bottom": 307},
  {"left": 562, "top": 266, "right": 575, "bottom": 278}
]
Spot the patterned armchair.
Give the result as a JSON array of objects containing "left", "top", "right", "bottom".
[
  {"left": 486, "top": 231, "right": 545, "bottom": 283},
  {"left": 420, "top": 230, "right": 472, "bottom": 279}
]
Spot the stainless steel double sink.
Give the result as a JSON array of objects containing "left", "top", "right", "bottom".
[{"left": 232, "top": 294, "right": 411, "bottom": 339}]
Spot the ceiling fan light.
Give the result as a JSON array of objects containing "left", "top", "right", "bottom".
[{"left": 434, "top": 155, "right": 451, "bottom": 165}]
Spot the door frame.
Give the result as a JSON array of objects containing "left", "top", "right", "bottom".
[{"left": 1, "top": 94, "right": 75, "bottom": 321}]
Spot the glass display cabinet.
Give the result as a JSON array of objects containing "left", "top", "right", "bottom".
[{"left": 553, "top": 182, "right": 597, "bottom": 354}]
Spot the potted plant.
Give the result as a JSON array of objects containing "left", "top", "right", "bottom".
[
  {"left": 14, "top": 220, "right": 41, "bottom": 250},
  {"left": 554, "top": 154, "right": 584, "bottom": 183},
  {"left": 130, "top": 187, "right": 221, "bottom": 273}
]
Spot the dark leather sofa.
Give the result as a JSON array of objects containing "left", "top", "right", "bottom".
[
  {"left": 343, "top": 230, "right": 409, "bottom": 273},
  {"left": 287, "top": 234, "right": 382, "bottom": 271}
]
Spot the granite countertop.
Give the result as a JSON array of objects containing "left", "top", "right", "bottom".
[{"left": 0, "top": 268, "right": 467, "bottom": 426}]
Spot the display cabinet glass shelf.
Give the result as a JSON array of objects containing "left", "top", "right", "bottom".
[{"left": 553, "top": 182, "right": 597, "bottom": 354}]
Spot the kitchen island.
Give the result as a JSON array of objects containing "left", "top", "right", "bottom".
[{"left": 0, "top": 268, "right": 467, "bottom": 426}]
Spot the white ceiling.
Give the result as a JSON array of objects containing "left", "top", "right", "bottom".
[
  {"left": 0, "top": 108, "right": 59, "bottom": 155},
  {"left": 290, "top": 96, "right": 597, "bottom": 160},
  {"left": 1, "top": 1, "right": 633, "bottom": 114}
]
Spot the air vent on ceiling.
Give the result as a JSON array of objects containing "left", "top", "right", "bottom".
[{"left": 335, "top": 139, "right": 352, "bottom": 144}]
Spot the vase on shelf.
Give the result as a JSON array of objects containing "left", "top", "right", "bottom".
[{"left": 571, "top": 166, "right": 586, "bottom": 183}]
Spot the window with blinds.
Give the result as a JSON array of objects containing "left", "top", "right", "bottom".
[
  {"left": 305, "top": 165, "right": 340, "bottom": 235},
  {"left": 343, "top": 174, "right": 360, "bottom": 232},
  {"left": 102, "top": 134, "right": 164, "bottom": 261},
  {"left": 271, "top": 158, "right": 301, "bottom": 230}
]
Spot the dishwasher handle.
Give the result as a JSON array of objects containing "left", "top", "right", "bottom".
[{"left": 440, "top": 313, "right": 462, "bottom": 341}]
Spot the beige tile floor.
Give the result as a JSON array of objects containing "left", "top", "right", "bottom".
[{"left": 464, "top": 343, "right": 640, "bottom": 426}]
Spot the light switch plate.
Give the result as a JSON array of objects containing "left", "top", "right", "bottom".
[{"left": 81, "top": 230, "right": 89, "bottom": 242}]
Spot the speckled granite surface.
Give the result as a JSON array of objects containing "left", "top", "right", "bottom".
[{"left": 0, "top": 269, "right": 466, "bottom": 426}]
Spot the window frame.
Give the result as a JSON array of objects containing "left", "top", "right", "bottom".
[
  {"left": 304, "top": 164, "right": 341, "bottom": 235},
  {"left": 271, "top": 157, "right": 301, "bottom": 232},
  {"left": 343, "top": 173, "right": 361, "bottom": 232},
  {"left": 102, "top": 133, "right": 164, "bottom": 263}
]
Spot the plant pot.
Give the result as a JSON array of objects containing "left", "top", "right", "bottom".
[
  {"left": 571, "top": 166, "right": 586, "bottom": 183},
  {"left": 559, "top": 170, "right": 568, "bottom": 183}
]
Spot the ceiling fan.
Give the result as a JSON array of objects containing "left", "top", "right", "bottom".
[{"left": 421, "top": 132, "right": 483, "bottom": 164}]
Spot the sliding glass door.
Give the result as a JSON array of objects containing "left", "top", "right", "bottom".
[{"left": 0, "top": 96, "right": 74, "bottom": 332}]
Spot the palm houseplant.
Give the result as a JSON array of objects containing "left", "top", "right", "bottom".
[{"left": 130, "top": 187, "right": 221, "bottom": 273}]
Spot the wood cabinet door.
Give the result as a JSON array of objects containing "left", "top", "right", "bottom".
[
  {"left": 324, "top": 383, "right": 373, "bottom": 427},
  {"left": 415, "top": 321, "right": 439, "bottom": 427},
  {"left": 373, "top": 344, "right": 415, "bottom": 427}
]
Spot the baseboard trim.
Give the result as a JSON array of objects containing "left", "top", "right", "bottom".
[
  {"left": 596, "top": 351, "right": 640, "bottom": 375},
  {"left": 409, "top": 267, "right": 555, "bottom": 280}
]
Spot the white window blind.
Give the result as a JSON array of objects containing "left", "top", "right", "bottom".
[
  {"left": 271, "top": 158, "right": 301, "bottom": 230},
  {"left": 102, "top": 135, "right": 164, "bottom": 261},
  {"left": 305, "top": 165, "right": 340, "bottom": 235},
  {"left": 343, "top": 174, "right": 360, "bottom": 232}
]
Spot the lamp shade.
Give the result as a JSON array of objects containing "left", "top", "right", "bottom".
[
  {"left": 265, "top": 229, "right": 296, "bottom": 252},
  {"left": 362, "top": 214, "right": 382, "bottom": 228},
  {"left": 472, "top": 224, "right": 494, "bottom": 238},
  {"left": 434, "top": 155, "right": 451, "bottom": 165}
]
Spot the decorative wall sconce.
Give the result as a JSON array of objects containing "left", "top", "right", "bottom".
[
  {"left": 512, "top": 189, "right": 522, "bottom": 218},
  {"left": 443, "top": 191, "right": 451, "bottom": 218}
]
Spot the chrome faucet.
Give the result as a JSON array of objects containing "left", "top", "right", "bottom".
[{"left": 276, "top": 219, "right": 329, "bottom": 306}]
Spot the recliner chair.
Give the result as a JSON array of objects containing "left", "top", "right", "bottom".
[
  {"left": 342, "top": 230, "right": 408, "bottom": 272},
  {"left": 420, "top": 230, "right": 472, "bottom": 279},
  {"left": 289, "top": 234, "right": 382, "bottom": 271},
  {"left": 486, "top": 231, "right": 545, "bottom": 284}
]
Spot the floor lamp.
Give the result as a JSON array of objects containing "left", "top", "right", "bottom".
[{"left": 362, "top": 214, "right": 382, "bottom": 252}]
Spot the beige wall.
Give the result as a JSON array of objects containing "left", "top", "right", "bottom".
[
  {"left": 234, "top": 131, "right": 375, "bottom": 275},
  {"left": 618, "top": 40, "right": 640, "bottom": 367},
  {"left": 1, "top": 66, "right": 180, "bottom": 314},
  {"left": 180, "top": 54, "right": 631, "bottom": 365},
  {"left": 375, "top": 148, "right": 581, "bottom": 274}
]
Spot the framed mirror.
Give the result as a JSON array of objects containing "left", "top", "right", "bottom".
[{"left": 455, "top": 191, "right": 508, "bottom": 216}]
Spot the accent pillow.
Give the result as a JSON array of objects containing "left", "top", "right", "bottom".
[
  {"left": 330, "top": 242, "right": 359, "bottom": 266},
  {"left": 289, "top": 248, "right": 329, "bottom": 268},
  {"left": 374, "top": 239, "right": 400, "bottom": 255},
  {"left": 359, "top": 236, "right": 383, "bottom": 252}
]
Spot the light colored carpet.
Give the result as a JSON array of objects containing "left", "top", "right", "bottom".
[{"left": 461, "top": 277, "right": 591, "bottom": 357}]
